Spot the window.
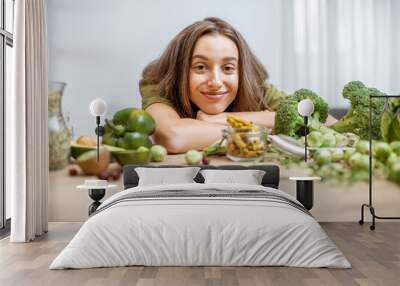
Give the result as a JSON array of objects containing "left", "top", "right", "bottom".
[{"left": 1, "top": 0, "right": 14, "bottom": 234}]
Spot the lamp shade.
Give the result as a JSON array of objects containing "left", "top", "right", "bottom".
[
  {"left": 297, "top": 99, "right": 314, "bottom": 117},
  {"left": 89, "top": 98, "right": 107, "bottom": 117}
]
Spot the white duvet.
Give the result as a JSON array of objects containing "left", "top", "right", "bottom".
[{"left": 50, "top": 183, "right": 351, "bottom": 269}]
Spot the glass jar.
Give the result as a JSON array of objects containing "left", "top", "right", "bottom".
[
  {"left": 48, "top": 81, "right": 72, "bottom": 170},
  {"left": 224, "top": 125, "right": 269, "bottom": 162}
]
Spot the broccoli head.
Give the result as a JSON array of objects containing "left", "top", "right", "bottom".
[
  {"left": 330, "top": 81, "right": 386, "bottom": 140},
  {"left": 293, "top": 89, "right": 329, "bottom": 130},
  {"left": 342, "top": 80, "right": 365, "bottom": 99},
  {"left": 274, "top": 88, "right": 329, "bottom": 137},
  {"left": 274, "top": 98, "right": 304, "bottom": 137}
]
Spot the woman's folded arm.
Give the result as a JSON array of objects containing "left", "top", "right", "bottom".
[{"left": 146, "top": 103, "right": 226, "bottom": 153}]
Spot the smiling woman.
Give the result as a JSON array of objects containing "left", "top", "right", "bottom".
[
  {"left": 189, "top": 35, "right": 239, "bottom": 115},
  {"left": 139, "top": 17, "right": 285, "bottom": 153}
]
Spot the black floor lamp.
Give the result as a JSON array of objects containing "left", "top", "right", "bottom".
[
  {"left": 89, "top": 98, "right": 107, "bottom": 161},
  {"left": 297, "top": 99, "right": 315, "bottom": 162},
  {"left": 359, "top": 94, "right": 400, "bottom": 230}
]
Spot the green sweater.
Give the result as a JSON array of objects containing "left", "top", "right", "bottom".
[{"left": 139, "top": 79, "right": 285, "bottom": 112}]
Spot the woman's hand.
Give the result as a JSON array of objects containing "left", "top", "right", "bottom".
[{"left": 196, "top": 110, "right": 228, "bottom": 125}]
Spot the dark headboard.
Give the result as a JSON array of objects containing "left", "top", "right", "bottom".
[{"left": 123, "top": 164, "right": 280, "bottom": 189}]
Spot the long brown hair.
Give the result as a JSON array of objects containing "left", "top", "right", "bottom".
[{"left": 142, "top": 17, "right": 269, "bottom": 118}]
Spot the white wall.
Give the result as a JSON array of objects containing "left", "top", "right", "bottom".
[{"left": 47, "top": 0, "right": 400, "bottom": 138}]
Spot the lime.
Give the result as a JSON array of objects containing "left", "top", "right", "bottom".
[
  {"left": 185, "top": 150, "right": 203, "bottom": 165},
  {"left": 104, "top": 123, "right": 114, "bottom": 134},
  {"left": 123, "top": 132, "right": 152, "bottom": 150},
  {"left": 102, "top": 134, "right": 118, "bottom": 146},
  {"left": 117, "top": 137, "right": 128, "bottom": 149},
  {"left": 126, "top": 110, "right": 156, "bottom": 135},
  {"left": 150, "top": 145, "right": 167, "bottom": 162},
  {"left": 105, "top": 119, "right": 125, "bottom": 136},
  {"left": 113, "top": 108, "right": 137, "bottom": 125}
]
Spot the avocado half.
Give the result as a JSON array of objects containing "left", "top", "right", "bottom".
[{"left": 70, "top": 142, "right": 125, "bottom": 159}]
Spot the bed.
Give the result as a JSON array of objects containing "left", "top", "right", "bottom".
[{"left": 50, "top": 164, "right": 351, "bottom": 269}]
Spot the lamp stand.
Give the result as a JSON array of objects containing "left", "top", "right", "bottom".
[
  {"left": 304, "top": 116, "right": 308, "bottom": 162},
  {"left": 94, "top": 116, "right": 105, "bottom": 162}
]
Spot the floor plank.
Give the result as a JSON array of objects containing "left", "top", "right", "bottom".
[{"left": 0, "top": 222, "right": 399, "bottom": 286}]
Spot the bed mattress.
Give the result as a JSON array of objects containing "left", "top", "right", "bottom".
[{"left": 50, "top": 183, "right": 351, "bottom": 269}]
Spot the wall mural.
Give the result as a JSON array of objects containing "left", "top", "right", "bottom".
[{"left": 47, "top": 6, "right": 400, "bottom": 223}]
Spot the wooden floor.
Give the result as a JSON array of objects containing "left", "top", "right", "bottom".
[{"left": 0, "top": 222, "right": 399, "bottom": 286}]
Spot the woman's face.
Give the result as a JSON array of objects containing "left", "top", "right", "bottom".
[{"left": 189, "top": 34, "right": 239, "bottom": 115}]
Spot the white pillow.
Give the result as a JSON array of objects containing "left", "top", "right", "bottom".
[
  {"left": 200, "top": 169, "right": 266, "bottom": 185},
  {"left": 135, "top": 167, "right": 201, "bottom": 186}
]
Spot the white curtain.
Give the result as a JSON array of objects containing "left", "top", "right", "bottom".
[
  {"left": 278, "top": 0, "right": 396, "bottom": 108},
  {"left": 8, "top": 0, "right": 49, "bottom": 242}
]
